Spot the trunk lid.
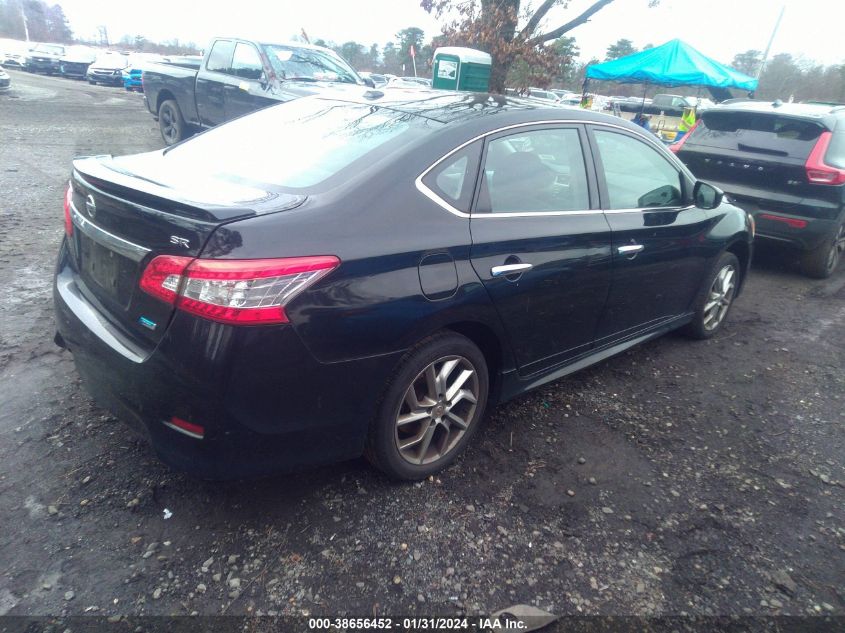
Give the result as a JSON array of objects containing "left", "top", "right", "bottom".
[
  {"left": 68, "top": 154, "right": 305, "bottom": 347},
  {"left": 679, "top": 110, "right": 831, "bottom": 197}
]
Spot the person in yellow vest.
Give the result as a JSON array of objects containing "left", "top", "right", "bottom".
[{"left": 676, "top": 106, "right": 697, "bottom": 141}]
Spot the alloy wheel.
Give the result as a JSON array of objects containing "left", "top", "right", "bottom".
[
  {"left": 703, "top": 264, "right": 736, "bottom": 331},
  {"left": 394, "top": 355, "right": 480, "bottom": 465},
  {"left": 826, "top": 223, "right": 845, "bottom": 274},
  {"left": 160, "top": 107, "right": 176, "bottom": 143}
]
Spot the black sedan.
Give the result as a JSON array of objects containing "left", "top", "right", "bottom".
[{"left": 53, "top": 92, "right": 753, "bottom": 480}]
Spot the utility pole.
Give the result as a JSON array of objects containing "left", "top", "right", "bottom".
[
  {"left": 757, "top": 4, "right": 785, "bottom": 78},
  {"left": 19, "top": 4, "right": 29, "bottom": 41}
]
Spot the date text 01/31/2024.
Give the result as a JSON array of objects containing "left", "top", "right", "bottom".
[{"left": 307, "top": 617, "right": 528, "bottom": 630}]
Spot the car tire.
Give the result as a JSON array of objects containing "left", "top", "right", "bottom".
[
  {"left": 683, "top": 251, "right": 741, "bottom": 340},
  {"left": 158, "top": 99, "right": 189, "bottom": 146},
  {"left": 801, "top": 220, "right": 845, "bottom": 279},
  {"left": 365, "top": 332, "right": 489, "bottom": 480}
]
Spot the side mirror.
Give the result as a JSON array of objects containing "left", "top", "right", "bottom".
[
  {"left": 363, "top": 77, "right": 376, "bottom": 88},
  {"left": 693, "top": 181, "right": 723, "bottom": 210}
]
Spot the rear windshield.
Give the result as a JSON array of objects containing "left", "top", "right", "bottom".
[
  {"left": 691, "top": 111, "right": 825, "bottom": 159},
  {"left": 160, "top": 98, "right": 442, "bottom": 191}
]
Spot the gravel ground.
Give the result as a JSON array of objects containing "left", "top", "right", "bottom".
[{"left": 0, "top": 70, "right": 843, "bottom": 623}]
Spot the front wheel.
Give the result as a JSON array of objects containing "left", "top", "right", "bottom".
[
  {"left": 366, "top": 332, "right": 489, "bottom": 480},
  {"left": 158, "top": 99, "right": 189, "bottom": 146},
  {"left": 801, "top": 221, "right": 845, "bottom": 279},
  {"left": 683, "top": 252, "right": 740, "bottom": 340}
]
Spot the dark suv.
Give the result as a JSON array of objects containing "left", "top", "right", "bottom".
[{"left": 673, "top": 102, "right": 845, "bottom": 278}]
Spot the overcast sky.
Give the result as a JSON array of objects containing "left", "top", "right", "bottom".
[{"left": 57, "top": 0, "right": 842, "bottom": 66}]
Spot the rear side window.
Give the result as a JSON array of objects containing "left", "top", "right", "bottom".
[
  {"left": 692, "top": 112, "right": 824, "bottom": 159},
  {"left": 477, "top": 128, "right": 590, "bottom": 213},
  {"left": 421, "top": 142, "right": 481, "bottom": 213},
  {"left": 206, "top": 40, "right": 235, "bottom": 73}
]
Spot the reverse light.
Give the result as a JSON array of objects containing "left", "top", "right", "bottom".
[
  {"left": 759, "top": 213, "right": 808, "bottom": 229},
  {"left": 805, "top": 131, "right": 845, "bottom": 185},
  {"left": 63, "top": 182, "right": 74, "bottom": 236},
  {"left": 139, "top": 255, "right": 340, "bottom": 325},
  {"left": 669, "top": 120, "right": 699, "bottom": 154}
]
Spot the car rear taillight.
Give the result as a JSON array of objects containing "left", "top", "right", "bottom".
[
  {"left": 806, "top": 131, "right": 845, "bottom": 185},
  {"left": 63, "top": 182, "right": 73, "bottom": 236},
  {"left": 139, "top": 255, "right": 340, "bottom": 325},
  {"left": 669, "top": 121, "right": 699, "bottom": 154}
]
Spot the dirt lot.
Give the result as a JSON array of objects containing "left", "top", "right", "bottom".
[{"left": 0, "top": 70, "right": 843, "bottom": 622}]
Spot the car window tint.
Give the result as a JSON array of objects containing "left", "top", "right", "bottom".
[
  {"left": 206, "top": 40, "right": 235, "bottom": 73},
  {"left": 593, "top": 130, "right": 683, "bottom": 209},
  {"left": 231, "top": 43, "right": 263, "bottom": 80},
  {"left": 480, "top": 129, "right": 589, "bottom": 213}
]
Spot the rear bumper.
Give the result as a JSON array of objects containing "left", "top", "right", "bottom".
[
  {"left": 53, "top": 241, "right": 400, "bottom": 478},
  {"left": 704, "top": 184, "right": 844, "bottom": 251}
]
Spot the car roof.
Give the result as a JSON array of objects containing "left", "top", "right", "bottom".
[
  {"left": 713, "top": 101, "right": 845, "bottom": 119},
  {"left": 311, "top": 89, "right": 646, "bottom": 131}
]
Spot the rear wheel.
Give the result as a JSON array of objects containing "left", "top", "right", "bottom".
[
  {"left": 158, "top": 99, "right": 189, "bottom": 146},
  {"left": 366, "top": 332, "right": 489, "bottom": 480},
  {"left": 683, "top": 252, "right": 740, "bottom": 340},
  {"left": 801, "top": 220, "right": 845, "bottom": 279}
]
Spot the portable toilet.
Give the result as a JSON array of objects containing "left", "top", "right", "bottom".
[{"left": 432, "top": 47, "right": 492, "bottom": 92}]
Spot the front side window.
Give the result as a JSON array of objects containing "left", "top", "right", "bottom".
[
  {"left": 593, "top": 130, "right": 683, "bottom": 209},
  {"left": 478, "top": 128, "right": 590, "bottom": 213},
  {"left": 206, "top": 40, "right": 235, "bottom": 73},
  {"left": 231, "top": 43, "right": 263, "bottom": 80}
]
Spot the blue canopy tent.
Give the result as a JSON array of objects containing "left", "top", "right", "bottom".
[{"left": 585, "top": 39, "right": 758, "bottom": 101}]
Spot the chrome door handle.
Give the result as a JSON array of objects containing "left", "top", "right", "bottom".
[
  {"left": 491, "top": 263, "right": 533, "bottom": 277},
  {"left": 617, "top": 244, "right": 644, "bottom": 256}
]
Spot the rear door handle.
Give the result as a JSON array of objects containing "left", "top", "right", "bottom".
[
  {"left": 491, "top": 263, "right": 533, "bottom": 276},
  {"left": 617, "top": 244, "right": 644, "bottom": 256}
]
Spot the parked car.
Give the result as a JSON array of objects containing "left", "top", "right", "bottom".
[
  {"left": 121, "top": 53, "right": 164, "bottom": 91},
  {"left": 60, "top": 45, "right": 99, "bottom": 79},
  {"left": 26, "top": 43, "right": 66, "bottom": 74},
  {"left": 142, "top": 37, "right": 371, "bottom": 145},
  {"left": 527, "top": 88, "right": 560, "bottom": 103},
  {"left": 54, "top": 91, "right": 753, "bottom": 480},
  {"left": 672, "top": 101, "right": 845, "bottom": 278},
  {"left": 1, "top": 40, "right": 30, "bottom": 69},
  {"left": 0, "top": 67, "right": 10, "bottom": 92},
  {"left": 86, "top": 52, "right": 130, "bottom": 86}
]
